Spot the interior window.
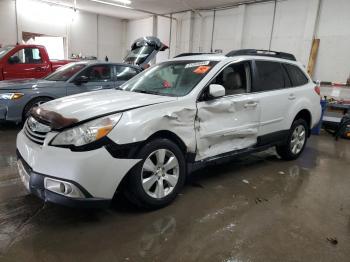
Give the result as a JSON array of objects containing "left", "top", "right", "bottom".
[
  {"left": 211, "top": 62, "right": 250, "bottom": 96},
  {"left": 9, "top": 48, "right": 43, "bottom": 64},
  {"left": 78, "top": 65, "right": 112, "bottom": 82},
  {"left": 253, "top": 61, "right": 284, "bottom": 92},
  {"left": 283, "top": 64, "right": 309, "bottom": 87},
  {"left": 115, "top": 66, "right": 138, "bottom": 81}
]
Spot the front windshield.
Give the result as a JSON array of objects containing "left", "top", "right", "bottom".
[
  {"left": 124, "top": 46, "right": 154, "bottom": 65},
  {"left": 45, "top": 63, "right": 86, "bottom": 81},
  {"left": 0, "top": 46, "right": 14, "bottom": 60},
  {"left": 119, "top": 60, "right": 218, "bottom": 97}
]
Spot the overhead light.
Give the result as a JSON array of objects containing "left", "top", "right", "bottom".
[{"left": 90, "top": 0, "right": 132, "bottom": 8}]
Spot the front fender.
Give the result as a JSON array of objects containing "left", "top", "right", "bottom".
[{"left": 108, "top": 99, "right": 197, "bottom": 153}]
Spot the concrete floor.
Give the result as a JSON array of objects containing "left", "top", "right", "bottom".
[{"left": 0, "top": 123, "right": 349, "bottom": 262}]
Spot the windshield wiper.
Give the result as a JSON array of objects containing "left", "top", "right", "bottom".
[{"left": 134, "top": 90, "right": 161, "bottom": 95}]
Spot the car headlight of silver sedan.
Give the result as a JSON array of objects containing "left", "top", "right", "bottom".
[
  {"left": 51, "top": 113, "right": 122, "bottom": 147},
  {"left": 0, "top": 93, "right": 24, "bottom": 100}
]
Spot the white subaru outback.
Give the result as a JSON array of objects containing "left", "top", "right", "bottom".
[{"left": 16, "top": 49, "right": 322, "bottom": 209}]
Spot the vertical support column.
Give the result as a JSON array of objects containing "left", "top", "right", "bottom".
[
  {"left": 152, "top": 15, "right": 158, "bottom": 37},
  {"left": 300, "top": 0, "right": 321, "bottom": 66},
  {"left": 121, "top": 19, "right": 128, "bottom": 59},
  {"left": 235, "top": 4, "right": 246, "bottom": 49},
  {"left": 188, "top": 11, "right": 195, "bottom": 52}
]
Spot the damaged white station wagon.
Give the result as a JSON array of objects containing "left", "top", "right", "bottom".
[{"left": 16, "top": 49, "right": 322, "bottom": 209}]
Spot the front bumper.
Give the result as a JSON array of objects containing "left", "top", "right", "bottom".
[
  {"left": 0, "top": 99, "right": 23, "bottom": 122},
  {"left": 0, "top": 103, "right": 7, "bottom": 120},
  {"left": 17, "top": 154, "right": 111, "bottom": 208},
  {"left": 16, "top": 130, "right": 141, "bottom": 207}
]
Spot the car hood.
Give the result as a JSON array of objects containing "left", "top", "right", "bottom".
[
  {"left": 0, "top": 79, "right": 56, "bottom": 90},
  {"left": 41, "top": 90, "right": 177, "bottom": 122}
]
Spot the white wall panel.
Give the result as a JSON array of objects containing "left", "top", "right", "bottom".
[
  {"left": 313, "top": 0, "right": 350, "bottom": 82},
  {"left": 242, "top": 2, "right": 274, "bottom": 50},
  {"left": 0, "top": 0, "right": 17, "bottom": 46},
  {"left": 69, "top": 12, "right": 97, "bottom": 58},
  {"left": 97, "top": 15, "right": 124, "bottom": 62}
]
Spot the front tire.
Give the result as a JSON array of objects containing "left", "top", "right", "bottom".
[
  {"left": 276, "top": 119, "right": 308, "bottom": 160},
  {"left": 124, "top": 138, "right": 186, "bottom": 209}
]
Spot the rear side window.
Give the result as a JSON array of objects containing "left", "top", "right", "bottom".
[
  {"left": 283, "top": 64, "right": 309, "bottom": 86},
  {"left": 253, "top": 61, "right": 285, "bottom": 92}
]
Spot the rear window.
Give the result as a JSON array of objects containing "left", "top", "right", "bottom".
[
  {"left": 253, "top": 61, "right": 285, "bottom": 92},
  {"left": 283, "top": 64, "right": 309, "bottom": 87}
]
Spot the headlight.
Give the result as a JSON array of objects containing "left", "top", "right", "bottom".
[
  {"left": 0, "top": 93, "right": 24, "bottom": 100},
  {"left": 51, "top": 113, "right": 122, "bottom": 147}
]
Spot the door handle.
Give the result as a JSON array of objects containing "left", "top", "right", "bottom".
[
  {"left": 244, "top": 101, "right": 258, "bottom": 108},
  {"left": 35, "top": 67, "right": 44, "bottom": 72},
  {"left": 288, "top": 94, "right": 296, "bottom": 100}
]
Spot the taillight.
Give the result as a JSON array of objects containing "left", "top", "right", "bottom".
[{"left": 314, "top": 85, "right": 321, "bottom": 96}]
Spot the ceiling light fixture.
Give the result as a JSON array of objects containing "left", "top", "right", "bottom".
[{"left": 90, "top": 0, "right": 132, "bottom": 8}]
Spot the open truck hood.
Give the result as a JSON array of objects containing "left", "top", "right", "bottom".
[{"left": 123, "top": 36, "right": 168, "bottom": 67}]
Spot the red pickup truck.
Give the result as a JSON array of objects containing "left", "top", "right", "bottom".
[{"left": 0, "top": 44, "right": 72, "bottom": 80}]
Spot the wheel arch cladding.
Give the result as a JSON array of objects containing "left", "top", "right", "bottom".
[
  {"left": 147, "top": 130, "right": 188, "bottom": 155},
  {"left": 293, "top": 109, "right": 312, "bottom": 129}
]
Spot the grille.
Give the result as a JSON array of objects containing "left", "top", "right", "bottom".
[{"left": 24, "top": 117, "right": 51, "bottom": 145}]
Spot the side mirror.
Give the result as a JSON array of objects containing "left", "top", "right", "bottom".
[
  {"left": 209, "top": 84, "right": 225, "bottom": 98},
  {"left": 8, "top": 56, "right": 20, "bottom": 64},
  {"left": 74, "top": 75, "right": 89, "bottom": 85}
]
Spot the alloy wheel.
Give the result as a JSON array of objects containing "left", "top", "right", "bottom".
[
  {"left": 141, "top": 149, "right": 180, "bottom": 199},
  {"left": 290, "top": 124, "right": 306, "bottom": 155}
]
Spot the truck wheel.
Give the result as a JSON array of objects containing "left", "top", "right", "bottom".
[
  {"left": 124, "top": 138, "right": 186, "bottom": 210},
  {"left": 23, "top": 97, "right": 51, "bottom": 121},
  {"left": 276, "top": 119, "right": 308, "bottom": 160}
]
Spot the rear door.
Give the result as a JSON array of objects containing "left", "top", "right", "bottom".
[
  {"left": 3, "top": 47, "right": 50, "bottom": 79},
  {"left": 252, "top": 60, "right": 292, "bottom": 137},
  {"left": 67, "top": 64, "right": 115, "bottom": 95},
  {"left": 195, "top": 61, "right": 261, "bottom": 161}
]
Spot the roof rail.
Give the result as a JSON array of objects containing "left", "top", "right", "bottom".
[
  {"left": 174, "top": 52, "right": 216, "bottom": 58},
  {"left": 226, "top": 49, "right": 296, "bottom": 61}
]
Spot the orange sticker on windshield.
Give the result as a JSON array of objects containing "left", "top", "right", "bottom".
[{"left": 193, "top": 65, "right": 211, "bottom": 74}]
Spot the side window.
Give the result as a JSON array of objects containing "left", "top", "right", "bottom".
[
  {"left": 77, "top": 65, "right": 112, "bottom": 82},
  {"left": 211, "top": 62, "right": 250, "bottom": 96},
  {"left": 283, "top": 64, "right": 309, "bottom": 87},
  {"left": 253, "top": 61, "right": 285, "bottom": 92},
  {"left": 115, "top": 66, "right": 138, "bottom": 81},
  {"left": 9, "top": 48, "right": 43, "bottom": 64}
]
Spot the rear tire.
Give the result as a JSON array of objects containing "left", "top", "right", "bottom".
[
  {"left": 124, "top": 138, "right": 186, "bottom": 210},
  {"left": 276, "top": 119, "right": 308, "bottom": 160},
  {"left": 23, "top": 97, "right": 51, "bottom": 121}
]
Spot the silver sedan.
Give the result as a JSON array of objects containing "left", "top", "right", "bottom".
[{"left": 0, "top": 61, "right": 141, "bottom": 123}]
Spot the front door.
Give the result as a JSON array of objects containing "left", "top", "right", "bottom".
[
  {"left": 3, "top": 47, "right": 50, "bottom": 79},
  {"left": 67, "top": 64, "right": 115, "bottom": 95},
  {"left": 195, "top": 61, "right": 261, "bottom": 161}
]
